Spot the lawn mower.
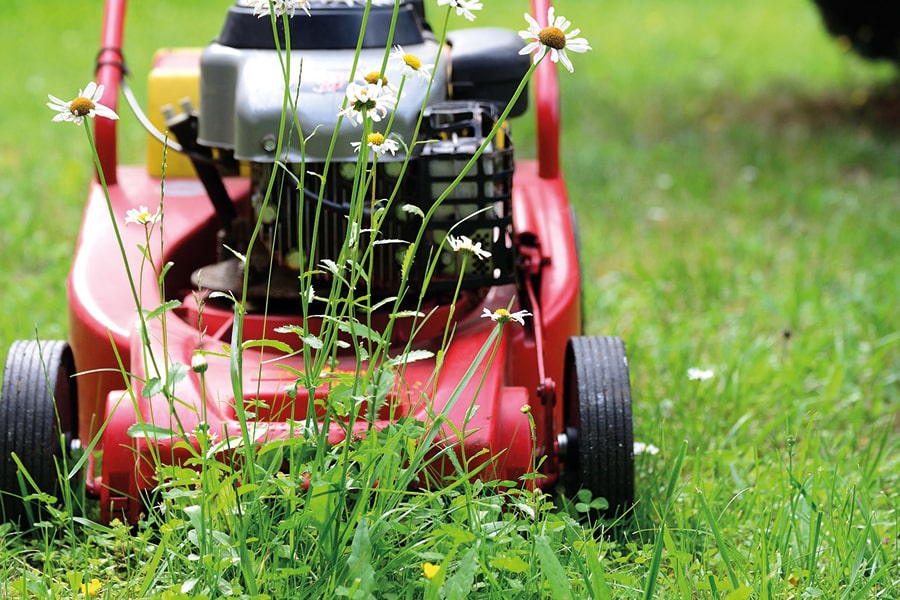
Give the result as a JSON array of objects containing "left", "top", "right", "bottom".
[{"left": 0, "top": 0, "right": 634, "bottom": 525}]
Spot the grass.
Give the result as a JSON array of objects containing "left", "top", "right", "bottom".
[{"left": 1, "top": 0, "right": 899, "bottom": 597}]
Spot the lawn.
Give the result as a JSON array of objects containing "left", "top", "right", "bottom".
[{"left": 0, "top": 0, "right": 898, "bottom": 597}]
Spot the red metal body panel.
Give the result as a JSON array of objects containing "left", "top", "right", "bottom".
[
  {"left": 69, "top": 0, "right": 580, "bottom": 522},
  {"left": 67, "top": 172, "right": 248, "bottom": 443}
]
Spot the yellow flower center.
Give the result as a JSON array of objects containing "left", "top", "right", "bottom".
[
  {"left": 402, "top": 53, "right": 422, "bottom": 70},
  {"left": 69, "top": 96, "right": 95, "bottom": 117},
  {"left": 367, "top": 132, "right": 386, "bottom": 146},
  {"left": 364, "top": 71, "right": 388, "bottom": 86},
  {"left": 538, "top": 26, "right": 567, "bottom": 50}
]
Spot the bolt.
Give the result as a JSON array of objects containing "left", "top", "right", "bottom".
[
  {"left": 557, "top": 432, "right": 569, "bottom": 459},
  {"left": 179, "top": 97, "right": 194, "bottom": 114},
  {"left": 261, "top": 134, "right": 278, "bottom": 153}
]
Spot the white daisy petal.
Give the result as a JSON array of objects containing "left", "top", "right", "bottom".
[
  {"left": 437, "top": 0, "right": 483, "bottom": 22},
  {"left": 481, "top": 307, "right": 532, "bottom": 326},
  {"left": 240, "top": 0, "right": 311, "bottom": 18},
  {"left": 687, "top": 367, "right": 714, "bottom": 381},
  {"left": 47, "top": 81, "right": 119, "bottom": 126},
  {"left": 338, "top": 81, "right": 397, "bottom": 126},
  {"left": 447, "top": 234, "right": 491, "bottom": 261},
  {"left": 518, "top": 7, "right": 591, "bottom": 73}
]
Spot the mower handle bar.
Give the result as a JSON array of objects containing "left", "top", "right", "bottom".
[{"left": 94, "top": 0, "right": 561, "bottom": 183}]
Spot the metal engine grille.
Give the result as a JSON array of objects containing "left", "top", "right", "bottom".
[{"left": 248, "top": 101, "right": 516, "bottom": 297}]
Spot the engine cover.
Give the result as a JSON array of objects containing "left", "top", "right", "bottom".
[{"left": 197, "top": 4, "right": 448, "bottom": 162}]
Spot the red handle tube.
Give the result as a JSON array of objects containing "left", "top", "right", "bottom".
[
  {"left": 94, "top": 0, "right": 127, "bottom": 184},
  {"left": 531, "top": 0, "right": 560, "bottom": 180}
]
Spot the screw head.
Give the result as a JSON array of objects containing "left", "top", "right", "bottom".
[{"left": 261, "top": 134, "right": 278, "bottom": 153}]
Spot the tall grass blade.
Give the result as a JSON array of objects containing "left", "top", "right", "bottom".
[
  {"left": 536, "top": 535, "right": 575, "bottom": 600},
  {"left": 698, "top": 490, "right": 742, "bottom": 590}
]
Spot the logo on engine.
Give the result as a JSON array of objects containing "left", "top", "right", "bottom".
[{"left": 309, "top": 71, "right": 352, "bottom": 94}]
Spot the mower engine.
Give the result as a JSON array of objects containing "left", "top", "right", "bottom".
[{"left": 167, "top": 1, "right": 528, "bottom": 307}]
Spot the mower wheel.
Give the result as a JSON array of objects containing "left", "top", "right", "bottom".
[
  {"left": 562, "top": 336, "right": 634, "bottom": 516},
  {"left": 0, "top": 340, "right": 78, "bottom": 525}
]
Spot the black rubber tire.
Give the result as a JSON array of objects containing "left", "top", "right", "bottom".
[
  {"left": 0, "top": 340, "right": 77, "bottom": 524},
  {"left": 563, "top": 336, "right": 634, "bottom": 516},
  {"left": 812, "top": 1, "right": 900, "bottom": 63}
]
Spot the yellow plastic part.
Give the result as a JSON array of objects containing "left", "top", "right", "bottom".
[{"left": 145, "top": 48, "right": 202, "bottom": 177}]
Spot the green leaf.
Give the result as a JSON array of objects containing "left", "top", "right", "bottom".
[
  {"left": 400, "top": 245, "right": 414, "bottom": 277},
  {"left": 222, "top": 244, "right": 246, "bottom": 264},
  {"left": 576, "top": 488, "right": 593, "bottom": 503},
  {"left": 346, "top": 518, "right": 375, "bottom": 599},
  {"left": 302, "top": 334, "right": 324, "bottom": 349},
  {"left": 391, "top": 310, "right": 424, "bottom": 319},
  {"left": 274, "top": 325, "right": 323, "bottom": 349},
  {"left": 438, "top": 523, "right": 476, "bottom": 545},
  {"left": 209, "top": 290, "right": 237, "bottom": 303},
  {"left": 323, "top": 315, "right": 384, "bottom": 345},
  {"left": 367, "top": 296, "right": 398, "bottom": 313},
  {"left": 241, "top": 338, "right": 294, "bottom": 354},
  {"left": 445, "top": 548, "right": 479, "bottom": 600},
  {"left": 536, "top": 535, "right": 574, "bottom": 600},
  {"left": 142, "top": 376, "right": 164, "bottom": 398},
  {"left": 489, "top": 555, "right": 530, "bottom": 574},
  {"left": 371, "top": 238, "right": 410, "bottom": 246},
  {"left": 166, "top": 362, "right": 189, "bottom": 394},
  {"left": 590, "top": 496, "right": 610, "bottom": 511},
  {"left": 401, "top": 203, "right": 424, "bottom": 219},
  {"left": 386, "top": 349, "right": 434, "bottom": 367},
  {"left": 584, "top": 540, "right": 613, "bottom": 600},
  {"left": 320, "top": 259, "right": 341, "bottom": 275},
  {"left": 159, "top": 261, "right": 175, "bottom": 280},
  {"left": 127, "top": 423, "right": 179, "bottom": 440},
  {"left": 725, "top": 587, "right": 752, "bottom": 600}
]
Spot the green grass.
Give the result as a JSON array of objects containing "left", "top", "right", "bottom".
[{"left": 1, "top": 0, "right": 899, "bottom": 597}]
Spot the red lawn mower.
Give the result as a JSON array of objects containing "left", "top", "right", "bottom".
[{"left": 0, "top": 0, "right": 634, "bottom": 525}]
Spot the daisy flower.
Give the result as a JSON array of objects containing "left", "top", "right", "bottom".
[
  {"left": 360, "top": 69, "right": 389, "bottom": 86},
  {"left": 447, "top": 234, "right": 491, "bottom": 261},
  {"left": 124, "top": 205, "right": 161, "bottom": 226},
  {"left": 191, "top": 352, "right": 209, "bottom": 374},
  {"left": 633, "top": 441, "right": 660, "bottom": 456},
  {"left": 351, "top": 132, "right": 401, "bottom": 156},
  {"left": 356, "top": 68, "right": 398, "bottom": 95},
  {"left": 240, "top": 0, "right": 310, "bottom": 17},
  {"left": 519, "top": 7, "right": 591, "bottom": 73},
  {"left": 436, "top": 0, "right": 483, "bottom": 22},
  {"left": 47, "top": 82, "right": 119, "bottom": 126},
  {"left": 481, "top": 307, "right": 532, "bottom": 326},
  {"left": 391, "top": 45, "right": 433, "bottom": 83},
  {"left": 338, "top": 81, "right": 396, "bottom": 126},
  {"left": 687, "top": 367, "right": 714, "bottom": 381}
]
